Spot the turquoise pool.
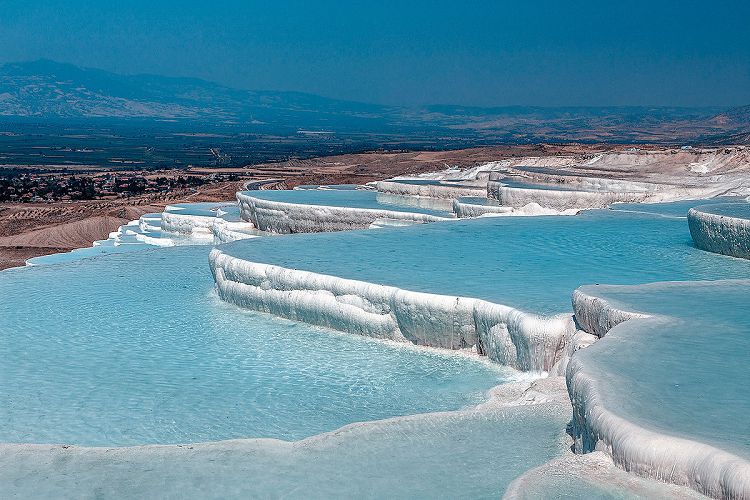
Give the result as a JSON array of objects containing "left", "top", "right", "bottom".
[
  {"left": 221, "top": 201, "right": 750, "bottom": 314},
  {"left": 611, "top": 196, "right": 745, "bottom": 218},
  {"left": 0, "top": 399, "right": 570, "bottom": 499},
  {"left": 241, "top": 189, "right": 454, "bottom": 217},
  {"left": 695, "top": 201, "right": 750, "bottom": 219},
  {"left": 0, "top": 246, "right": 509, "bottom": 447},
  {"left": 575, "top": 280, "right": 750, "bottom": 460}
]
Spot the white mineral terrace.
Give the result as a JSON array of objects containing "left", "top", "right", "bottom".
[
  {"left": 13, "top": 152, "right": 750, "bottom": 498},
  {"left": 488, "top": 182, "right": 650, "bottom": 210},
  {"left": 568, "top": 284, "right": 750, "bottom": 499},
  {"left": 688, "top": 203, "right": 750, "bottom": 259},
  {"left": 209, "top": 248, "right": 588, "bottom": 373},
  {"left": 237, "top": 191, "right": 449, "bottom": 233},
  {"left": 452, "top": 197, "right": 514, "bottom": 218},
  {"left": 210, "top": 168, "right": 750, "bottom": 498},
  {"left": 375, "top": 179, "right": 487, "bottom": 199},
  {"left": 485, "top": 172, "right": 716, "bottom": 211}
]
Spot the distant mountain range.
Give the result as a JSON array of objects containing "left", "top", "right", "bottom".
[{"left": 1, "top": 60, "right": 748, "bottom": 144}]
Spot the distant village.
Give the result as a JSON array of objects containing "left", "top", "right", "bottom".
[{"left": 0, "top": 171, "right": 241, "bottom": 203}]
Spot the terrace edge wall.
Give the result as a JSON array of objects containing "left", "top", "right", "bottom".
[
  {"left": 568, "top": 287, "right": 750, "bottom": 499},
  {"left": 688, "top": 206, "right": 750, "bottom": 260},
  {"left": 237, "top": 192, "right": 446, "bottom": 233},
  {"left": 209, "top": 247, "right": 581, "bottom": 373},
  {"left": 375, "top": 180, "right": 486, "bottom": 199}
]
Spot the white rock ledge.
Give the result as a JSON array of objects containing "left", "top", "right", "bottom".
[
  {"left": 209, "top": 247, "right": 578, "bottom": 372},
  {"left": 211, "top": 219, "right": 262, "bottom": 244},
  {"left": 452, "top": 198, "right": 514, "bottom": 218},
  {"left": 237, "top": 192, "right": 448, "bottom": 234},
  {"left": 486, "top": 173, "right": 719, "bottom": 211},
  {"left": 688, "top": 205, "right": 750, "bottom": 260},
  {"left": 568, "top": 288, "right": 750, "bottom": 499},
  {"left": 487, "top": 171, "right": 666, "bottom": 194},
  {"left": 161, "top": 211, "right": 216, "bottom": 237},
  {"left": 375, "top": 180, "right": 486, "bottom": 199},
  {"left": 570, "top": 289, "right": 649, "bottom": 338},
  {"left": 487, "top": 182, "right": 650, "bottom": 211}
]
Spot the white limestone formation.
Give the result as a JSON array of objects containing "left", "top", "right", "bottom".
[
  {"left": 237, "top": 192, "right": 448, "bottom": 234},
  {"left": 570, "top": 289, "right": 649, "bottom": 338},
  {"left": 568, "top": 288, "right": 750, "bottom": 499},
  {"left": 209, "top": 248, "right": 578, "bottom": 372},
  {"left": 487, "top": 183, "right": 651, "bottom": 211},
  {"left": 452, "top": 198, "right": 514, "bottom": 218},
  {"left": 211, "top": 219, "right": 262, "bottom": 244},
  {"left": 138, "top": 213, "right": 163, "bottom": 233},
  {"left": 160, "top": 211, "right": 216, "bottom": 238},
  {"left": 375, "top": 180, "right": 486, "bottom": 199},
  {"left": 688, "top": 204, "right": 750, "bottom": 259}
]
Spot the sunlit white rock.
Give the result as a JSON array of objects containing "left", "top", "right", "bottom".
[
  {"left": 209, "top": 248, "right": 579, "bottom": 372},
  {"left": 237, "top": 192, "right": 448, "bottom": 234}
]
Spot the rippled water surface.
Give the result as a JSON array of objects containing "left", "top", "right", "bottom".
[
  {"left": 694, "top": 201, "right": 750, "bottom": 219},
  {"left": 577, "top": 280, "right": 750, "bottom": 459},
  {"left": 224, "top": 202, "right": 750, "bottom": 313},
  {"left": 0, "top": 246, "right": 507, "bottom": 446}
]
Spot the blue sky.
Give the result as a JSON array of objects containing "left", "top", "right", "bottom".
[{"left": 1, "top": 0, "right": 748, "bottom": 107}]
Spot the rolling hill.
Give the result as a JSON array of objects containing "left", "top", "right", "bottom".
[{"left": 0, "top": 60, "right": 747, "bottom": 144}]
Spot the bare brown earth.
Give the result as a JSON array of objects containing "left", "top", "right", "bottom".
[{"left": 2, "top": 143, "right": 747, "bottom": 269}]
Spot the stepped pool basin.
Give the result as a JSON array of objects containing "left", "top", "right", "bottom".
[
  {"left": 569, "top": 280, "right": 750, "bottom": 497},
  {"left": 456, "top": 196, "right": 501, "bottom": 206},
  {"left": 5, "top": 189, "right": 750, "bottom": 498},
  {"left": 25, "top": 201, "right": 231, "bottom": 266},
  {"left": 688, "top": 202, "right": 750, "bottom": 259},
  {"left": 0, "top": 245, "right": 510, "bottom": 447},
  {"left": 218, "top": 203, "right": 750, "bottom": 315},
  {"left": 0, "top": 385, "right": 571, "bottom": 499},
  {"left": 611, "top": 196, "right": 745, "bottom": 218},
  {"left": 294, "top": 184, "right": 362, "bottom": 190},
  {"left": 497, "top": 177, "right": 604, "bottom": 192},
  {"left": 572, "top": 280, "right": 750, "bottom": 458},
  {"left": 375, "top": 179, "right": 487, "bottom": 199},
  {"left": 164, "top": 201, "right": 236, "bottom": 216},
  {"left": 386, "top": 178, "right": 478, "bottom": 188},
  {"left": 240, "top": 188, "right": 454, "bottom": 217},
  {"left": 237, "top": 189, "right": 453, "bottom": 233},
  {"left": 452, "top": 196, "right": 514, "bottom": 217}
]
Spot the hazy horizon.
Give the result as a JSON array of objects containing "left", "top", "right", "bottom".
[
  {"left": 4, "top": 58, "right": 744, "bottom": 112},
  {"left": 1, "top": 0, "right": 748, "bottom": 108}
]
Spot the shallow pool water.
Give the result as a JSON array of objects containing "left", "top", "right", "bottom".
[
  {"left": 294, "top": 184, "right": 362, "bottom": 190},
  {"left": 242, "top": 189, "right": 454, "bottom": 217},
  {"left": 222, "top": 202, "right": 750, "bottom": 313},
  {"left": 0, "top": 246, "right": 508, "bottom": 446},
  {"left": 611, "top": 197, "right": 744, "bottom": 218},
  {"left": 576, "top": 280, "right": 750, "bottom": 460},
  {"left": 26, "top": 241, "right": 152, "bottom": 266},
  {"left": 693, "top": 201, "right": 750, "bottom": 219},
  {"left": 26, "top": 221, "right": 196, "bottom": 266},
  {"left": 457, "top": 195, "right": 501, "bottom": 206},
  {"left": 0, "top": 401, "right": 570, "bottom": 499}
]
